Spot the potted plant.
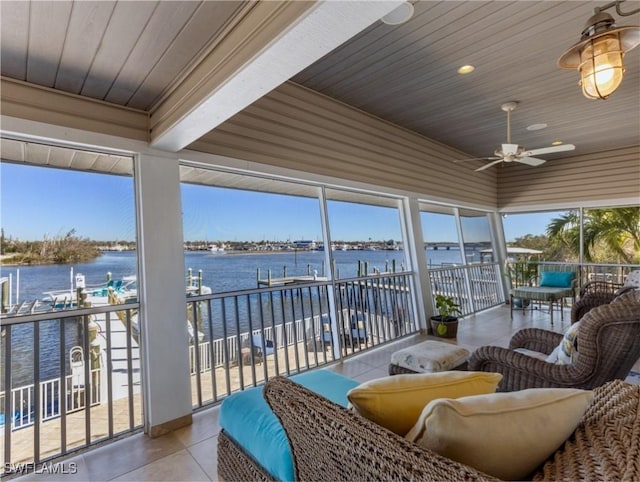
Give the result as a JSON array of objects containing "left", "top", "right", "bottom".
[{"left": 430, "top": 294, "right": 462, "bottom": 338}]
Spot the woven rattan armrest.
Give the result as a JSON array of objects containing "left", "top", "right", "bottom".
[
  {"left": 263, "top": 376, "right": 498, "bottom": 482},
  {"left": 467, "top": 345, "right": 580, "bottom": 392},
  {"left": 571, "top": 292, "right": 616, "bottom": 323},
  {"left": 509, "top": 328, "right": 563, "bottom": 354}
]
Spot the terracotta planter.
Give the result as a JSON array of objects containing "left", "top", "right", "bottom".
[{"left": 430, "top": 316, "right": 459, "bottom": 338}]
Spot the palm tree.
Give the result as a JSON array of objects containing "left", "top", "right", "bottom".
[{"left": 546, "top": 208, "right": 640, "bottom": 263}]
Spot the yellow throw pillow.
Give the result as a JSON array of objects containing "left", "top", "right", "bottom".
[
  {"left": 406, "top": 388, "right": 594, "bottom": 480},
  {"left": 347, "top": 371, "right": 502, "bottom": 435}
]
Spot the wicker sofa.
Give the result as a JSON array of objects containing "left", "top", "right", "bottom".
[{"left": 217, "top": 377, "right": 640, "bottom": 481}]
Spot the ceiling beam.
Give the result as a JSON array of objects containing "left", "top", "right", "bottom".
[{"left": 149, "top": 0, "right": 405, "bottom": 152}]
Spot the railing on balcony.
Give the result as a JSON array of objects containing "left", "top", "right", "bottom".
[
  {"left": 1, "top": 304, "right": 141, "bottom": 474},
  {"left": 186, "top": 271, "right": 418, "bottom": 409},
  {"left": 427, "top": 262, "right": 504, "bottom": 316},
  {"left": 506, "top": 261, "right": 640, "bottom": 291},
  {"left": 1, "top": 369, "right": 102, "bottom": 430}
]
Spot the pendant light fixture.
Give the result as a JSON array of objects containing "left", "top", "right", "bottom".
[{"left": 558, "top": 0, "right": 640, "bottom": 100}]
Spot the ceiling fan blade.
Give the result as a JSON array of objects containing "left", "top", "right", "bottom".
[
  {"left": 475, "top": 159, "right": 504, "bottom": 171},
  {"left": 515, "top": 156, "right": 546, "bottom": 166},
  {"left": 522, "top": 144, "right": 575, "bottom": 156},
  {"left": 453, "top": 156, "right": 500, "bottom": 163}
]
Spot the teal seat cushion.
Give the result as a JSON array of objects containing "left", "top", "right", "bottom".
[
  {"left": 219, "top": 370, "right": 359, "bottom": 481},
  {"left": 540, "top": 271, "right": 574, "bottom": 288}
]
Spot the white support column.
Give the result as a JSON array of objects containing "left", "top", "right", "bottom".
[
  {"left": 488, "top": 212, "right": 509, "bottom": 300},
  {"left": 402, "top": 197, "right": 432, "bottom": 329},
  {"left": 135, "top": 153, "right": 192, "bottom": 436},
  {"left": 318, "top": 186, "right": 341, "bottom": 360}
]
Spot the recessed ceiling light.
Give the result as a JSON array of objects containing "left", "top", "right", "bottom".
[
  {"left": 526, "top": 123, "right": 548, "bottom": 131},
  {"left": 381, "top": 2, "right": 414, "bottom": 25},
  {"left": 457, "top": 65, "right": 475, "bottom": 75},
  {"left": 552, "top": 140, "right": 563, "bottom": 145}
]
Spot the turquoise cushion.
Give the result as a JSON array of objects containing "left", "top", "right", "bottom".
[
  {"left": 219, "top": 370, "right": 359, "bottom": 481},
  {"left": 540, "top": 271, "right": 574, "bottom": 288}
]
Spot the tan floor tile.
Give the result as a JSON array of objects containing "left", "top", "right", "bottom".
[
  {"left": 352, "top": 366, "right": 391, "bottom": 383},
  {"left": 4, "top": 454, "right": 92, "bottom": 482},
  {"left": 325, "top": 358, "right": 374, "bottom": 379},
  {"left": 187, "top": 435, "right": 219, "bottom": 481},
  {"left": 81, "top": 432, "right": 186, "bottom": 481},
  {"left": 173, "top": 407, "right": 220, "bottom": 448},
  {"left": 111, "top": 449, "right": 210, "bottom": 481}
]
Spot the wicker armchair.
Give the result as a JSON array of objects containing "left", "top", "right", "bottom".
[
  {"left": 468, "top": 300, "right": 640, "bottom": 392},
  {"left": 572, "top": 270, "right": 640, "bottom": 323},
  {"left": 570, "top": 280, "right": 624, "bottom": 323}
]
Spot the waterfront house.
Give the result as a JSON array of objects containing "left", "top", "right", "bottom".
[{"left": 1, "top": 1, "right": 639, "bottom": 479}]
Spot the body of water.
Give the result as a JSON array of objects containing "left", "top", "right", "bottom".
[
  {"left": 1, "top": 247, "right": 468, "bottom": 386},
  {"left": 2, "top": 248, "right": 467, "bottom": 304}
]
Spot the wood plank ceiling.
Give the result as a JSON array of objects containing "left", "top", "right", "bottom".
[
  {"left": 0, "top": 1, "right": 248, "bottom": 111},
  {"left": 1, "top": 1, "right": 639, "bottom": 169},
  {"left": 293, "top": 1, "right": 640, "bottom": 160}
]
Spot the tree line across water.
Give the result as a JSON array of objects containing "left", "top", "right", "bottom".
[
  {"left": 0, "top": 229, "right": 102, "bottom": 265},
  {"left": 1, "top": 208, "right": 638, "bottom": 265}
]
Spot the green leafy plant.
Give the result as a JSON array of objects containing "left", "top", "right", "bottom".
[
  {"left": 433, "top": 295, "right": 462, "bottom": 336},
  {"left": 506, "top": 258, "right": 538, "bottom": 288}
]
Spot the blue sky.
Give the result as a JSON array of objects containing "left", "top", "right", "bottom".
[{"left": 1, "top": 162, "right": 559, "bottom": 242}]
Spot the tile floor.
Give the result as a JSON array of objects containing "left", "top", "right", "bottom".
[{"left": 11, "top": 304, "right": 640, "bottom": 481}]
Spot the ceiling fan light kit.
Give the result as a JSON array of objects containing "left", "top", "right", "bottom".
[
  {"left": 558, "top": 0, "right": 640, "bottom": 100},
  {"left": 453, "top": 101, "right": 576, "bottom": 171}
]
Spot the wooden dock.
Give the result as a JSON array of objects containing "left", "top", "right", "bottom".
[
  {"left": 257, "top": 275, "right": 328, "bottom": 287},
  {"left": 256, "top": 266, "right": 327, "bottom": 287}
]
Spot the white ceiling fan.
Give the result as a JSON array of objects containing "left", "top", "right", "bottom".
[{"left": 455, "top": 101, "right": 575, "bottom": 171}]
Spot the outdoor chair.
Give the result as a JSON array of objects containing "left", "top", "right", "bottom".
[
  {"left": 307, "top": 315, "right": 334, "bottom": 352},
  {"left": 250, "top": 333, "right": 275, "bottom": 362},
  {"left": 571, "top": 269, "right": 640, "bottom": 323},
  {"left": 468, "top": 293, "right": 640, "bottom": 392},
  {"left": 350, "top": 312, "right": 368, "bottom": 346},
  {"left": 509, "top": 264, "right": 577, "bottom": 324},
  {"left": 321, "top": 315, "right": 333, "bottom": 348}
]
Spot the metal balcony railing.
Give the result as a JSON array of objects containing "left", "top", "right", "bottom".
[
  {"left": 506, "top": 261, "right": 640, "bottom": 292},
  {"left": 1, "top": 303, "right": 142, "bottom": 474},
  {"left": 186, "top": 271, "right": 418, "bottom": 408},
  {"left": 427, "top": 262, "right": 504, "bottom": 316}
]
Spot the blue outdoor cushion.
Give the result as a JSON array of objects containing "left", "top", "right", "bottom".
[
  {"left": 219, "top": 370, "right": 359, "bottom": 481},
  {"left": 540, "top": 271, "right": 574, "bottom": 288}
]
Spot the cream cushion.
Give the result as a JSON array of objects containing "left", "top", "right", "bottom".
[
  {"left": 347, "top": 371, "right": 502, "bottom": 436},
  {"left": 514, "top": 347, "right": 550, "bottom": 361},
  {"left": 390, "top": 340, "right": 470, "bottom": 372},
  {"left": 623, "top": 269, "right": 640, "bottom": 288},
  {"left": 406, "top": 388, "right": 594, "bottom": 480}
]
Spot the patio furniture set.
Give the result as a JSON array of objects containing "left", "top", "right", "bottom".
[{"left": 217, "top": 274, "right": 640, "bottom": 481}]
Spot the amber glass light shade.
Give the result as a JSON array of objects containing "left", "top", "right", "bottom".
[{"left": 578, "top": 33, "right": 625, "bottom": 99}]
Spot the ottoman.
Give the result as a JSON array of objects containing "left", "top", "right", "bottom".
[{"left": 389, "top": 340, "right": 470, "bottom": 375}]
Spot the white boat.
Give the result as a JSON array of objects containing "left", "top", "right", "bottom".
[
  {"left": 42, "top": 273, "right": 137, "bottom": 308},
  {"left": 43, "top": 271, "right": 211, "bottom": 308}
]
